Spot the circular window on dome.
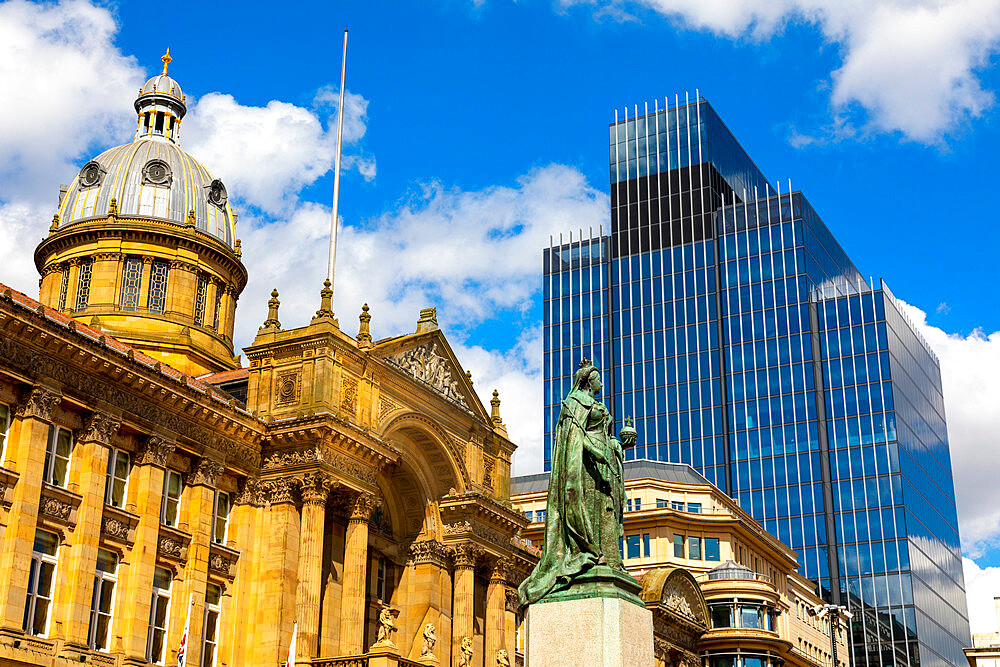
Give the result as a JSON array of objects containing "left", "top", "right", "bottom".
[
  {"left": 206, "top": 179, "right": 228, "bottom": 207},
  {"left": 142, "top": 159, "right": 172, "bottom": 186},
  {"left": 79, "top": 161, "right": 104, "bottom": 188}
]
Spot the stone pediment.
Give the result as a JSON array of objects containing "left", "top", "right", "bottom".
[{"left": 385, "top": 340, "right": 471, "bottom": 411}]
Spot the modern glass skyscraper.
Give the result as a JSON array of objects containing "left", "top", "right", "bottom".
[{"left": 542, "top": 94, "right": 969, "bottom": 667}]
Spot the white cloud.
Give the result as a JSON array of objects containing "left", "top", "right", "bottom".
[
  {"left": 899, "top": 302, "right": 1000, "bottom": 557},
  {"left": 964, "top": 557, "right": 1000, "bottom": 633},
  {"left": 183, "top": 88, "right": 373, "bottom": 216},
  {"left": 566, "top": 0, "right": 1000, "bottom": 142},
  {"left": 0, "top": 0, "right": 142, "bottom": 200}
]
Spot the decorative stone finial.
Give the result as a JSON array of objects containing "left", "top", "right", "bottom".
[
  {"left": 186, "top": 209, "right": 196, "bottom": 226},
  {"left": 234, "top": 238, "right": 242, "bottom": 258},
  {"left": 311, "top": 279, "right": 338, "bottom": 325},
  {"left": 491, "top": 389, "right": 502, "bottom": 425},
  {"left": 50, "top": 214, "right": 59, "bottom": 231},
  {"left": 466, "top": 370, "right": 473, "bottom": 385},
  {"left": 107, "top": 197, "right": 118, "bottom": 220},
  {"left": 259, "top": 288, "right": 281, "bottom": 332},
  {"left": 416, "top": 307, "right": 438, "bottom": 333},
  {"left": 357, "top": 303, "right": 373, "bottom": 348},
  {"left": 161, "top": 48, "right": 172, "bottom": 76}
]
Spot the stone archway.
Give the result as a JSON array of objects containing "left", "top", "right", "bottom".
[{"left": 640, "top": 568, "right": 710, "bottom": 667}]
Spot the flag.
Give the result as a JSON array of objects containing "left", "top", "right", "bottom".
[
  {"left": 177, "top": 593, "right": 192, "bottom": 667},
  {"left": 285, "top": 622, "right": 297, "bottom": 667}
]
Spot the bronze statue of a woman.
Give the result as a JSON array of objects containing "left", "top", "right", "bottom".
[{"left": 518, "top": 360, "right": 637, "bottom": 607}]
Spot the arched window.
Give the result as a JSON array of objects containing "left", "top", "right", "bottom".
[{"left": 147, "top": 261, "right": 169, "bottom": 314}]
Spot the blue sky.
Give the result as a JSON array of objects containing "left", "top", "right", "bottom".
[{"left": 2, "top": 0, "right": 1000, "bottom": 631}]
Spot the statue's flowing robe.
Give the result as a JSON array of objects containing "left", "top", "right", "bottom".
[{"left": 518, "top": 388, "right": 625, "bottom": 607}]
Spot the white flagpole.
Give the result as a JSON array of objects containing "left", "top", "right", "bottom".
[
  {"left": 177, "top": 593, "right": 192, "bottom": 667},
  {"left": 327, "top": 28, "right": 349, "bottom": 291},
  {"left": 286, "top": 622, "right": 297, "bottom": 667}
]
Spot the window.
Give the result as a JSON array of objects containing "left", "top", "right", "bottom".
[
  {"left": 671, "top": 501, "right": 685, "bottom": 511},
  {"left": 147, "top": 261, "right": 169, "bottom": 314},
  {"left": 212, "top": 287, "right": 223, "bottom": 330},
  {"left": 0, "top": 402, "right": 9, "bottom": 462},
  {"left": 88, "top": 549, "right": 118, "bottom": 650},
  {"left": 536, "top": 509, "right": 546, "bottom": 522},
  {"left": 642, "top": 533, "right": 650, "bottom": 557},
  {"left": 201, "top": 583, "right": 221, "bottom": 667},
  {"left": 375, "top": 555, "right": 387, "bottom": 601},
  {"left": 161, "top": 470, "right": 182, "bottom": 527},
  {"left": 194, "top": 275, "right": 208, "bottom": 326},
  {"left": 687, "top": 502, "right": 702, "bottom": 513},
  {"left": 524, "top": 511, "right": 534, "bottom": 522},
  {"left": 75, "top": 259, "right": 93, "bottom": 311},
  {"left": 705, "top": 537, "right": 721, "bottom": 561},
  {"left": 43, "top": 426, "right": 73, "bottom": 487},
  {"left": 673, "top": 534, "right": 684, "bottom": 558},
  {"left": 656, "top": 498, "right": 668, "bottom": 509},
  {"left": 120, "top": 258, "right": 142, "bottom": 311},
  {"left": 57, "top": 267, "right": 69, "bottom": 311},
  {"left": 147, "top": 567, "right": 172, "bottom": 663},
  {"left": 626, "top": 534, "right": 641, "bottom": 559},
  {"left": 23, "top": 529, "right": 59, "bottom": 635},
  {"left": 104, "top": 448, "right": 130, "bottom": 507},
  {"left": 212, "top": 491, "right": 230, "bottom": 545},
  {"left": 688, "top": 536, "right": 702, "bottom": 560},
  {"left": 710, "top": 603, "right": 734, "bottom": 628}
]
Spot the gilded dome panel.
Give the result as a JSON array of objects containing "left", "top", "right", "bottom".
[{"left": 57, "top": 138, "right": 235, "bottom": 248}]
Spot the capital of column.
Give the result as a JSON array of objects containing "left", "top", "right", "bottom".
[
  {"left": 78, "top": 411, "right": 122, "bottom": 446},
  {"left": 452, "top": 543, "right": 482, "bottom": 570},
  {"left": 232, "top": 477, "right": 267, "bottom": 507},
  {"left": 134, "top": 435, "right": 175, "bottom": 468},
  {"left": 348, "top": 492, "right": 378, "bottom": 523},
  {"left": 189, "top": 456, "right": 225, "bottom": 488},
  {"left": 300, "top": 471, "right": 335, "bottom": 506},
  {"left": 16, "top": 385, "right": 61, "bottom": 421},
  {"left": 407, "top": 540, "right": 453, "bottom": 569},
  {"left": 489, "top": 557, "right": 512, "bottom": 584},
  {"left": 263, "top": 477, "right": 299, "bottom": 506}
]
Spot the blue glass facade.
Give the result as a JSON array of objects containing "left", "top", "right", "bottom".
[{"left": 542, "top": 95, "right": 969, "bottom": 666}]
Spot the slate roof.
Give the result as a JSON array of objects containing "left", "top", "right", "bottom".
[{"left": 511, "top": 459, "right": 711, "bottom": 495}]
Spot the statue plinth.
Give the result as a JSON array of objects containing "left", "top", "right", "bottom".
[{"left": 523, "top": 566, "right": 653, "bottom": 666}]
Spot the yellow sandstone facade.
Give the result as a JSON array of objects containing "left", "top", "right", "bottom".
[
  {"left": 0, "top": 56, "right": 534, "bottom": 667},
  {"left": 512, "top": 461, "right": 850, "bottom": 667}
]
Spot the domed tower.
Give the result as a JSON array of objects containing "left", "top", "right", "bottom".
[{"left": 34, "top": 51, "right": 247, "bottom": 377}]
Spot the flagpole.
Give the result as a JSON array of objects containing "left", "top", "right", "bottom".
[
  {"left": 326, "top": 28, "right": 349, "bottom": 292},
  {"left": 286, "top": 621, "right": 297, "bottom": 667},
  {"left": 177, "top": 593, "right": 192, "bottom": 667}
]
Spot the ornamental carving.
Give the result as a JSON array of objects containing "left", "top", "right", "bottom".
[
  {"left": 16, "top": 386, "right": 61, "bottom": 421},
  {"left": 79, "top": 412, "right": 121, "bottom": 446},
  {"left": 330, "top": 453, "right": 377, "bottom": 487},
  {"left": 407, "top": 540, "right": 452, "bottom": 568},
  {"left": 349, "top": 493, "right": 378, "bottom": 522},
  {"left": 101, "top": 516, "right": 130, "bottom": 540},
  {"left": 207, "top": 179, "right": 228, "bottom": 207},
  {"left": 79, "top": 160, "right": 105, "bottom": 188},
  {"left": 341, "top": 378, "right": 358, "bottom": 414},
  {"left": 189, "top": 457, "right": 225, "bottom": 487},
  {"left": 263, "top": 446, "right": 321, "bottom": 470},
  {"left": 445, "top": 520, "right": 512, "bottom": 552},
  {"left": 665, "top": 592, "right": 694, "bottom": 619},
  {"left": 300, "top": 471, "right": 335, "bottom": 506},
  {"left": 0, "top": 336, "right": 261, "bottom": 471},
  {"left": 275, "top": 370, "right": 299, "bottom": 406},
  {"left": 209, "top": 552, "right": 234, "bottom": 574},
  {"left": 39, "top": 495, "right": 72, "bottom": 520},
  {"left": 490, "top": 557, "right": 512, "bottom": 582},
  {"left": 386, "top": 342, "right": 469, "bottom": 409},
  {"left": 158, "top": 536, "right": 184, "bottom": 559},
  {"left": 378, "top": 394, "right": 399, "bottom": 422},
  {"left": 452, "top": 543, "right": 482, "bottom": 569},
  {"left": 134, "top": 436, "right": 175, "bottom": 467},
  {"left": 142, "top": 159, "right": 172, "bottom": 186},
  {"left": 505, "top": 587, "right": 519, "bottom": 613},
  {"left": 263, "top": 478, "right": 298, "bottom": 505},
  {"left": 232, "top": 478, "right": 267, "bottom": 507}
]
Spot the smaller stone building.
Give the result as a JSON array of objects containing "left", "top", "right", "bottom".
[{"left": 512, "top": 460, "right": 849, "bottom": 667}]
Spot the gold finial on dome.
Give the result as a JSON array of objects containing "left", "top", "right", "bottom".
[{"left": 161, "top": 48, "right": 172, "bottom": 76}]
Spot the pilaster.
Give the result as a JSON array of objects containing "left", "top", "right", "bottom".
[
  {"left": 0, "top": 386, "right": 61, "bottom": 632},
  {"left": 485, "top": 558, "right": 509, "bottom": 665},
  {"left": 253, "top": 478, "right": 300, "bottom": 666},
  {"left": 451, "top": 543, "right": 481, "bottom": 664},
  {"left": 224, "top": 478, "right": 266, "bottom": 667}
]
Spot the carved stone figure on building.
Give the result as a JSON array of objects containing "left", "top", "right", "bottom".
[
  {"left": 458, "top": 636, "right": 474, "bottom": 667},
  {"left": 497, "top": 648, "right": 511, "bottom": 667},
  {"left": 518, "top": 359, "right": 637, "bottom": 607},
  {"left": 419, "top": 623, "right": 437, "bottom": 659},
  {"left": 373, "top": 606, "right": 397, "bottom": 647}
]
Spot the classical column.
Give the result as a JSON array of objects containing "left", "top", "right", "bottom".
[
  {"left": 0, "top": 386, "right": 61, "bottom": 632},
  {"left": 171, "top": 456, "right": 224, "bottom": 667},
  {"left": 296, "top": 472, "right": 333, "bottom": 659},
  {"left": 485, "top": 558, "right": 509, "bottom": 665},
  {"left": 401, "top": 540, "right": 453, "bottom": 662},
  {"left": 253, "top": 478, "right": 301, "bottom": 666},
  {"left": 118, "top": 436, "right": 175, "bottom": 664},
  {"left": 340, "top": 493, "right": 376, "bottom": 655},
  {"left": 56, "top": 412, "right": 121, "bottom": 655},
  {"left": 504, "top": 586, "right": 519, "bottom": 659},
  {"left": 221, "top": 478, "right": 266, "bottom": 667},
  {"left": 451, "top": 543, "right": 480, "bottom": 664}
]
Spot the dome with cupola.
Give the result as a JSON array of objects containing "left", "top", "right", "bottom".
[
  {"left": 54, "top": 48, "right": 234, "bottom": 248},
  {"left": 34, "top": 50, "right": 247, "bottom": 378}
]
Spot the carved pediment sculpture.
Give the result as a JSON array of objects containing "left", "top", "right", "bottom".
[{"left": 386, "top": 342, "right": 470, "bottom": 409}]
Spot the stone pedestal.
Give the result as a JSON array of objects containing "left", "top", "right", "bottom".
[{"left": 523, "top": 567, "right": 654, "bottom": 667}]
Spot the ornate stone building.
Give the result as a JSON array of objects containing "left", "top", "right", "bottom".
[
  {"left": 0, "top": 56, "right": 534, "bottom": 667},
  {"left": 513, "top": 461, "right": 850, "bottom": 667}
]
